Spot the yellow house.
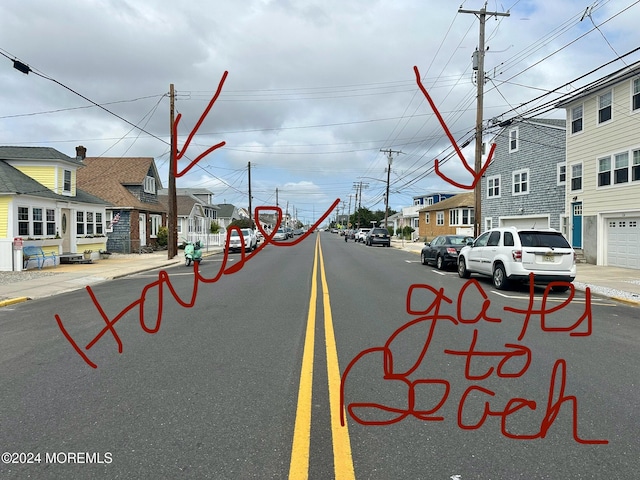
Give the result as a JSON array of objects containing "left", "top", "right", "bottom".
[{"left": 0, "top": 146, "right": 109, "bottom": 271}]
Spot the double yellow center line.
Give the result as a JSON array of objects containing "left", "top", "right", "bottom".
[{"left": 288, "top": 235, "right": 355, "bottom": 479}]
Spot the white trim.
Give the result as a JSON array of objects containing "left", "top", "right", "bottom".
[{"left": 512, "top": 168, "right": 530, "bottom": 196}]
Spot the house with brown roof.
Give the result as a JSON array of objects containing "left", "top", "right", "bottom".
[
  {"left": 76, "top": 147, "right": 166, "bottom": 253},
  {"left": 157, "top": 188, "right": 220, "bottom": 243},
  {"left": 418, "top": 192, "right": 475, "bottom": 241}
]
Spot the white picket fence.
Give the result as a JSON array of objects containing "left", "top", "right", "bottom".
[{"left": 184, "top": 232, "right": 226, "bottom": 251}]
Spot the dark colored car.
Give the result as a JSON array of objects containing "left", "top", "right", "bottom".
[
  {"left": 365, "top": 227, "right": 391, "bottom": 247},
  {"left": 421, "top": 234, "right": 473, "bottom": 270}
]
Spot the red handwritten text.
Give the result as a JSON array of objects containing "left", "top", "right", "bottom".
[{"left": 340, "top": 276, "right": 608, "bottom": 444}]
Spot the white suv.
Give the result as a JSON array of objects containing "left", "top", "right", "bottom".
[
  {"left": 457, "top": 227, "right": 576, "bottom": 291},
  {"left": 354, "top": 228, "right": 371, "bottom": 243}
]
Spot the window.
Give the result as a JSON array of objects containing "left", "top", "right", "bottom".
[
  {"left": 33, "top": 208, "right": 43, "bottom": 236},
  {"left": 76, "top": 211, "right": 84, "bottom": 235},
  {"left": 424, "top": 212, "right": 430, "bottom": 224},
  {"left": 46, "top": 209, "right": 56, "bottom": 235},
  {"left": 513, "top": 169, "right": 529, "bottom": 195},
  {"left": 504, "top": 232, "right": 514, "bottom": 247},
  {"left": 509, "top": 128, "right": 519, "bottom": 152},
  {"left": 86, "top": 212, "right": 94, "bottom": 235},
  {"left": 17, "top": 206, "right": 56, "bottom": 237},
  {"left": 449, "top": 208, "right": 474, "bottom": 226},
  {"left": 614, "top": 152, "right": 629, "bottom": 184},
  {"left": 485, "top": 218, "right": 493, "bottom": 231},
  {"left": 633, "top": 78, "right": 640, "bottom": 112},
  {"left": 557, "top": 163, "right": 566, "bottom": 185},
  {"left": 571, "top": 163, "right": 582, "bottom": 191},
  {"left": 487, "top": 175, "right": 500, "bottom": 198},
  {"left": 598, "top": 91, "right": 612, "bottom": 124},
  {"left": 598, "top": 156, "right": 611, "bottom": 187},
  {"left": 76, "top": 210, "right": 104, "bottom": 236},
  {"left": 436, "top": 212, "right": 444, "bottom": 226},
  {"left": 150, "top": 214, "right": 162, "bottom": 238},
  {"left": 633, "top": 149, "right": 640, "bottom": 181},
  {"left": 18, "top": 207, "right": 29, "bottom": 236},
  {"left": 96, "top": 213, "right": 103, "bottom": 235},
  {"left": 487, "top": 231, "right": 501, "bottom": 246},
  {"left": 571, "top": 105, "right": 583, "bottom": 134},
  {"left": 63, "top": 170, "right": 72, "bottom": 193},
  {"left": 474, "top": 231, "right": 491, "bottom": 247},
  {"left": 143, "top": 176, "right": 156, "bottom": 194}
]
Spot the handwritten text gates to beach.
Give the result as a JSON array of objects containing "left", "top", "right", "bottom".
[{"left": 53, "top": 68, "right": 607, "bottom": 443}]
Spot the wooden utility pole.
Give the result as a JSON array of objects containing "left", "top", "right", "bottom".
[
  {"left": 459, "top": 5, "right": 509, "bottom": 237},
  {"left": 380, "top": 149, "right": 402, "bottom": 230},
  {"left": 168, "top": 84, "right": 177, "bottom": 259}
]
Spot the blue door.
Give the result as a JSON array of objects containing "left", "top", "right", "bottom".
[{"left": 571, "top": 202, "right": 582, "bottom": 248}]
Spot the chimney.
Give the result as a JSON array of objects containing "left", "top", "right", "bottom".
[{"left": 76, "top": 145, "right": 87, "bottom": 160}]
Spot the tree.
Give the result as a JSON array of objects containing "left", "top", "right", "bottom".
[
  {"left": 229, "top": 218, "right": 255, "bottom": 229},
  {"left": 210, "top": 221, "right": 221, "bottom": 234}
]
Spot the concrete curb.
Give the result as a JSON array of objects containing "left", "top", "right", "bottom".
[{"left": 0, "top": 296, "right": 30, "bottom": 307}]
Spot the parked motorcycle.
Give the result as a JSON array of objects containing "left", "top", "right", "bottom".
[{"left": 184, "top": 241, "right": 202, "bottom": 266}]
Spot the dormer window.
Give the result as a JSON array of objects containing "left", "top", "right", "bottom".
[
  {"left": 63, "top": 170, "right": 72, "bottom": 193},
  {"left": 143, "top": 176, "right": 156, "bottom": 194}
]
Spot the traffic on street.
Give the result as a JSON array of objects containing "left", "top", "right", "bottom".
[{"left": 1, "top": 230, "right": 637, "bottom": 479}]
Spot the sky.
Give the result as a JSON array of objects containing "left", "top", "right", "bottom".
[{"left": 1, "top": 0, "right": 639, "bottom": 225}]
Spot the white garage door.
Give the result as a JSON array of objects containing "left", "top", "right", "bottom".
[
  {"left": 607, "top": 217, "right": 640, "bottom": 269},
  {"left": 499, "top": 216, "right": 549, "bottom": 230}
]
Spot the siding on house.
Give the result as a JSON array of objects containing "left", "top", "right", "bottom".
[
  {"left": 557, "top": 60, "right": 640, "bottom": 268},
  {"left": 564, "top": 78, "right": 640, "bottom": 216},
  {"left": 482, "top": 118, "right": 566, "bottom": 232},
  {"left": 0, "top": 197, "right": 9, "bottom": 238}
]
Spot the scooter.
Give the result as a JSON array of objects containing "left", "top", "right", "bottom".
[{"left": 184, "top": 241, "right": 202, "bottom": 266}]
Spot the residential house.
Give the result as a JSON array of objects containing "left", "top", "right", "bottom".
[
  {"left": 481, "top": 118, "right": 566, "bottom": 232},
  {"left": 419, "top": 192, "right": 474, "bottom": 240},
  {"left": 0, "top": 146, "right": 108, "bottom": 271},
  {"left": 556, "top": 60, "right": 640, "bottom": 269},
  {"left": 401, "top": 193, "right": 457, "bottom": 240},
  {"left": 157, "top": 188, "right": 220, "bottom": 244},
  {"left": 215, "top": 204, "right": 244, "bottom": 230},
  {"left": 76, "top": 149, "right": 166, "bottom": 253}
]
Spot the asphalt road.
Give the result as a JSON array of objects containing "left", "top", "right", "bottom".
[{"left": 1, "top": 231, "right": 638, "bottom": 479}]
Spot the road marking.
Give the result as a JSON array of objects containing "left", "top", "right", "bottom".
[
  {"left": 318, "top": 236, "right": 355, "bottom": 480},
  {"left": 288, "top": 235, "right": 355, "bottom": 480},
  {"left": 289, "top": 237, "right": 319, "bottom": 479},
  {"left": 491, "top": 290, "right": 616, "bottom": 306}
]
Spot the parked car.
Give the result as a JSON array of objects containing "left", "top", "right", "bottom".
[
  {"left": 273, "top": 228, "right": 287, "bottom": 241},
  {"left": 421, "top": 235, "right": 474, "bottom": 270},
  {"left": 365, "top": 227, "right": 391, "bottom": 247},
  {"left": 354, "top": 228, "right": 371, "bottom": 242},
  {"left": 227, "top": 228, "right": 258, "bottom": 252},
  {"left": 457, "top": 227, "right": 576, "bottom": 291}
]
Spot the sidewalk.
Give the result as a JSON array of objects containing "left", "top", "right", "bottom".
[
  {"left": 0, "top": 248, "right": 222, "bottom": 307},
  {"left": 1, "top": 241, "right": 639, "bottom": 307}
]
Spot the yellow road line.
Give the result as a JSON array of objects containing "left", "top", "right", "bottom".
[
  {"left": 288, "top": 235, "right": 356, "bottom": 479},
  {"left": 288, "top": 235, "right": 319, "bottom": 480},
  {"left": 318, "top": 239, "right": 356, "bottom": 480}
]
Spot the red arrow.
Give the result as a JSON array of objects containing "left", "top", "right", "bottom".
[{"left": 413, "top": 65, "right": 495, "bottom": 190}]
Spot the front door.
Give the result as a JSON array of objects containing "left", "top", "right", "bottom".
[
  {"left": 61, "top": 208, "right": 71, "bottom": 253},
  {"left": 571, "top": 202, "right": 582, "bottom": 248},
  {"left": 139, "top": 213, "right": 147, "bottom": 247}
]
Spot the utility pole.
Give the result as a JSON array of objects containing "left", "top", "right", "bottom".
[
  {"left": 380, "top": 149, "right": 402, "bottom": 230},
  {"left": 168, "top": 84, "right": 177, "bottom": 259},
  {"left": 459, "top": 4, "right": 509, "bottom": 237},
  {"left": 353, "top": 181, "right": 369, "bottom": 229},
  {"left": 248, "top": 161, "right": 252, "bottom": 227}
]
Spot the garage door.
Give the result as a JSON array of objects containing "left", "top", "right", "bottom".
[
  {"left": 499, "top": 216, "right": 549, "bottom": 230},
  {"left": 607, "top": 217, "right": 640, "bottom": 269}
]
